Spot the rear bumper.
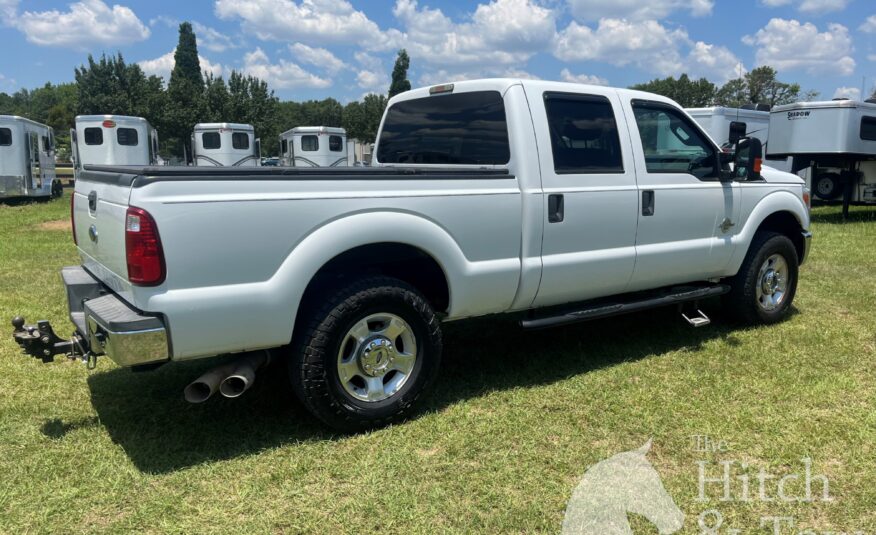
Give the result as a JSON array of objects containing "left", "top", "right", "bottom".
[
  {"left": 63, "top": 266, "right": 169, "bottom": 366},
  {"left": 800, "top": 230, "right": 812, "bottom": 265}
]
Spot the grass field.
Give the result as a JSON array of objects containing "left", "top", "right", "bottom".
[{"left": 1, "top": 193, "right": 875, "bottom": 533}]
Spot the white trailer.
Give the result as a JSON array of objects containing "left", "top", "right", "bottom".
[
  {"left": 71, "top": 115, "right": 159, "bottom": 180},
  {"left": 767, "top": 99, "right": 876, "bottom": 211},
  {"left": 279, "top": 126, "right": 348, "bottom": 167},
  {"left": 0, "top": 115, "right": 60, "bottom": 200},
  {"left": 687, "top": 106, "right": 792, "bottom": 172},
  {"left": 191, "top": 123, "right": 260, "bottom": 167}
]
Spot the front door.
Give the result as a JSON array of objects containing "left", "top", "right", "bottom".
[
  {"left": 530, "top": 89, "right": 639, "bottom": 307},
  {"left": 26, "top": 132, "right": 40, "bottom": 191},
  {"left": 623, "top": 99, "right": 740, "bottom": 291}
]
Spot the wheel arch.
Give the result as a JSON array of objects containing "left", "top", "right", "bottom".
[{"left": 728, "top": 190, "right": 809, "bottom": 274}]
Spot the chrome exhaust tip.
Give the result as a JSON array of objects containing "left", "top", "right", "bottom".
[{"left": 219, "top": 350, "right": 271, "bottom": 399}]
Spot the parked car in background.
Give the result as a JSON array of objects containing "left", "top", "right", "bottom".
[
  {"left": 15, "top": 79, "right": 811, "bottom": 432},
  {"left": 0, "top": 115, "right": 61, "bottom": 200}
]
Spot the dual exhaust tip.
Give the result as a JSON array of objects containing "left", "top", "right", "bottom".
[{"left": 183, "top": 350, "right": 271, "bottom": 404}]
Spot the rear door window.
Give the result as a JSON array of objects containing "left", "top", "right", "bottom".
[
  {"left": 861, "top": 116, "right": 876, "bottom": 141},
  {"left": 301, "top": 135, "right": 319, "bottom": 151},
  {"left": 232, "top": 132, "right": 250, "bottom": 150},
  {"left": 202, "top": 132, "right": 221, "bottom": 149},
  {"left": 0, "top": 128, "right": 11, "bottom": 146},
  {"left": 329, "top": 135, "right": 343, "bottom": 152},
  {"left": 377, "top": 90, "right": 510, "bottom": 165},
  {"left": 84, "top": 127, "right": 103, "bottom": 145},
  {"left": 117, "top": 128, "right": 138, "bottom": 146},
  {"left": 544, "top": 93, "right": 624, "bottom": 174}
]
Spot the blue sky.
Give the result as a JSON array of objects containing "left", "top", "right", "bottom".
[{"left": 0, "top": 0, "right": 874, "bottom": 102}]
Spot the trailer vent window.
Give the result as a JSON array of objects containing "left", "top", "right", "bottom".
[
  {"left": 861, "top": 117, "right": 876, "bottom": 141},
  {"left": 84, "top": 127, "right": 103, "bottom": 146},
  {"left": 202, "top": 132, "right": 221, "bottom": 149},
  {"left": 281, "top": 139, "right": 288, "bottom": 154},
  {"left": 377, "top": 90, "right": 510, "bottom": 165},
  {"left": 329, "top": 135, "right": 343, "bottom": 152},
  {"left": 0, "top": 128, "right": 11, "bottom": 146},
  {"left": 301, "top": 135, "right": 319, "bottom": 151},
  {"left": 117, "top": 128, "right": 139, "bottom": 146},
  {"left": 232, "top": 132, "right": 250, "bottom": 150}
]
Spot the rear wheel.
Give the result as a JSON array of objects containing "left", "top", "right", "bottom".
[
  {"left": 724, "top": 231, "right": 799, "bottom": 325},
  {"left": 814, "top": 173, "right": 841, "bottom": 201},
  {"left": 289, "top": 276, "right": 442, "bottom": 431}
]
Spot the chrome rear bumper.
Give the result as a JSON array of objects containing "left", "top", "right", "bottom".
[{"left": 63, "top": 266, "right": 169, "bottom": 366}]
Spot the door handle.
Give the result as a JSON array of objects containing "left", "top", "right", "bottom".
[
  {"left": 88, "top": 191, "right": 97, "bottom": 212},
  {"left": 548, "top": 194, "right": 564, "bottom": 223},
  {"left": 642, "top": 190, "right": 655, "bottom": 216}
]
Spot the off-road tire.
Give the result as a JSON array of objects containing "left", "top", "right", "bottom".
[
  {"left": 289, "top": 276, "right": 442, "bottom": 432},
  {"left": 724, "top": 231, "right": 799, "bottom": 325}
]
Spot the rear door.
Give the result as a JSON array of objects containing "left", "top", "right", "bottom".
[
  {"left": 529, "top": 88, "right": 639, "bottom": 307},
  {"left": 623, "top": 99, "right": 740, "bottom": 290}
]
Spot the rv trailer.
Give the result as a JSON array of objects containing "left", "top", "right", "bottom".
[
  {"left": 191, "top": 123, "right": 260, "bottom": 167},
  {"left": 687, "top": 106, "right": 792, "bottom": 172},
  {"left": 279, "top": 126, "right": 348, "bottom": 167},
  {"left": 767, "top": 99, "right": 876, "bottom": 215},
  {"left": 71, "top": 115, "right": 160, "bottom": 180},
  {"left": 0, "top": 115, "right": 60, "bottom": 200}
]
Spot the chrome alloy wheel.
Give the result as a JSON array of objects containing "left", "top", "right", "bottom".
[
  {"left": 336, "top": 313, "right": 417, "bottom": 402},
  {"left": 756, "top": 253, "right": 789, "bottom": 312}
]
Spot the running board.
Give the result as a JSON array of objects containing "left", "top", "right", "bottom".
[{"left": 520, "top": 284, "right": 730, "bottom": 330}]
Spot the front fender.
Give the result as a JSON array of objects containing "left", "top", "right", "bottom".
[{"left": 726, "top": 189, "right": 809, "bottom": 275}]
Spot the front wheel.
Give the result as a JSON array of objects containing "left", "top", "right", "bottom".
[
  {"left": 724, "top": 231, "right": 799, "bottom": 325},
  {"left": 289, "top": 276, "right": 442, "bottom": 431}
]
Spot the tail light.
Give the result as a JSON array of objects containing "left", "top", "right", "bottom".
[
  {"left": 71, "top": 193, "right": 77, "bottom": 245},
  {"left": 125, "top": 206, "right": 165, "bottom": 286}
]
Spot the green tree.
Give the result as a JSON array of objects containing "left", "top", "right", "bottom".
[
  {"left": 203, "top": 73, "right": 229, "bottom": 122},
  {"left": 166, "top": 22, "right": 206, "bottom": 158},
  {"left": 343, "top": 93, "right": 387, "bottom": 144},
  {"left": 388, "top": 49, "right": 411, "bottom": 98},
  {"left": 630, "top": 74, "right": 716, "bottom": 107},
  {"left": 715, "top": 66, "right": 812, "bottom": 108}
]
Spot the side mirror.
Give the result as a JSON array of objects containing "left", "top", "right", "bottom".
[
  {"left": 728, "top": 121, "right": 747, "bottom": 145},
  {"left": 733, "top": 137, "right": 763, "bottom": 181}
]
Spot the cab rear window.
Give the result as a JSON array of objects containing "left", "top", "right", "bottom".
[{"left": 377, "top": 90, "right": 510, "bottom": 165}]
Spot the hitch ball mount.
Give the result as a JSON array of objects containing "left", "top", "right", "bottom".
[{"left": 11, "top": 316, "right": 92, "bottom": 366}]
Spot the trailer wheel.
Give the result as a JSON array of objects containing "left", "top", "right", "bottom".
[
  {"left": 51, "top": 180, "right": 63, "bottom": 199},
  {"left": 723, "top": 231, "right": 799, "bottom": 325},
  {"left": 289, "top": 276, "right": 442, "bottom": 431},
  {"left": 814, "top": 173, "right": 841, "bottom": 201}
]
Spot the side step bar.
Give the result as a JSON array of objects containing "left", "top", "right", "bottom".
[{"left": 520, "top": 284, "right": 730, "bottom": 330}]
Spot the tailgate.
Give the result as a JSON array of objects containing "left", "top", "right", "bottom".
[{"left": 73, "top": 172, "right": 132, "bottom": 289}]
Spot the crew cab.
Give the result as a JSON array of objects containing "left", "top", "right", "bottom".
[{"left": 13, "top": 79, "right": 811, "bottom": 430}]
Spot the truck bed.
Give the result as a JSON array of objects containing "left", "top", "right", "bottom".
[{"left": 81, "top": 165, "right": 513, "bottom": 187}]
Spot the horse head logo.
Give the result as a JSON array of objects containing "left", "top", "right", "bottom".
[{"left": 562, "top": 439, "right": 684, "bottom": 535}]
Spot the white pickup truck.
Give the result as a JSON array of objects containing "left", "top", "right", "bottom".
[{"left": 13, "top": 79, "right": 811, "bottom": 431}]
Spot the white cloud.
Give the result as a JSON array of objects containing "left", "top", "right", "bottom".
[
  {"left": 833, "top": 86, "right": 860, "bottom": 100},
  {"left": 743, "top": 18, "right": 855, "bottom": 75},
  {"left": 860, "top": 15, "right": 876, "bottom": 33},
  {"left": 761, "top": 0, "right": 849, "bottom": 14},
  {"left": 241, "top": 47, "right": 331, "bottom": 89},
  {"left": 352, "top": 52, "right": 388, "bottom": 90},
  {"left": 416, "top": 67, "right": 540, "bottom": 86},
  {"left": 192, "top": 22, "right": 238, "bottom": 53},
  {"left": 565, "top": 0, "right": 713, "bottom": 21},
  {"left": 289, "top": 43, "right": 346, "bottom": 74},
  {"left": 10, "top": 0, "right": 149, "bottom": 50},
  {"left": 560, "top": 68, "right": 608, "bottom": 86},
  {"left": 214, "top": 0, "right": 398, "bottom": 50},
  {"left": 554, "top": 18, "right": 742, "bottom": 81},
  {"left": 393, "top": 0, "right": 556, "bottom": 68},
  {"left": 869, "top": 54, "right": 876, "bottom": 62},
  {"left": 138, "top": 51, "right": 224, "bottom": 81}
]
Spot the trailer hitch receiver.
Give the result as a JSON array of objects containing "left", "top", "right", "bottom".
[{"left": 11, "top": 316, "right": 88, "bottom": 363}]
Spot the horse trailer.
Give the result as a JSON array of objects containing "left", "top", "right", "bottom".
[
  {"left": 687, "top": 106, "right": 792, "bottom": 172},
  {"left": 279, "top": 126, "right": 349, "bottom": 167},
  {"left": 0, "top": 115, "right": 60, "bottom": 200},
  {"left": 71, "top": 115, "right": 159, "bottom": 180},
  {"left": 767, "top": 99, "right": 876, "bottom": 213},
  {"left": 191, "top": 123, "right": 260, "bottom": 167}
]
